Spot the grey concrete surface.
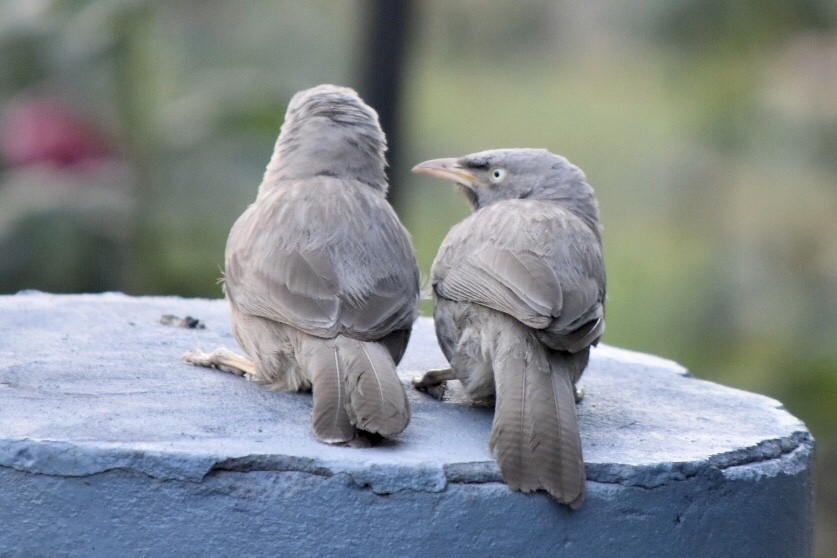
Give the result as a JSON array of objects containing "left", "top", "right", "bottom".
[{"left": 0, "top": 292, "right": 814, "bottom": 557}]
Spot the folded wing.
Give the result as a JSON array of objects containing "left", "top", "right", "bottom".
[
  {"left": 432, "top": 199, "right": 605, "bottom": 347},
  {"left": 225, "top": 176, "right": 420, "bottom": 341}
]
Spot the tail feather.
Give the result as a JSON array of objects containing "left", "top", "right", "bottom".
[
  {"left": 304, "top": 334, "right": 410, "bottom": 443},
  {"left": 489, "top": 325, "right": 586, "bottom": 508},
  {"left": 307, "top": 343, "right": 355, "bottom": 444},
  {"left": 343, "top": 339, "right": 411, "bottom": 436},
  {"left": 544, "top": 359, "right": 585, "bottom": 507},
  {"left": 489, "top": 349, "right": 528, "bottom": 487}
]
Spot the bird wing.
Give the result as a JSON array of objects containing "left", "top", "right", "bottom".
[
  {"left": 433, "top": 199, "right": 605, "bottom": 342},
  {"left": 225, "top": 176, "right": 419, "bottom": 340}
]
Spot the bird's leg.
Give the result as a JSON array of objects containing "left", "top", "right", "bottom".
[
  {"left": 182, "top": 348, "right": 258, "bottom": 380},
  {"left": 346, "top": 431, "right": 384, "bottom": 448},
  {"left": 412, "top": 367, "right": 456, "bottom": 400},
  {"left": 574, "top": 385, "right": 585, "bottom": 403}
]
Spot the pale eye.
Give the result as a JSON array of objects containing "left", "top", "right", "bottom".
[{"left": 489, "top": 168, "right": 506, "bottom": 183}]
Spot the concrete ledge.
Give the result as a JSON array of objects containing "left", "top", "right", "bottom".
[{"left": 0, "top": 292, "right": 814, "bottom": 557}]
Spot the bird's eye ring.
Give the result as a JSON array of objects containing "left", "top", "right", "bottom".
[{"left": 489, "top": 168, "right": 506, "bottom": 183}]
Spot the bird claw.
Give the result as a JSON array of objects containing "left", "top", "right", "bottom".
[
  {"left": 182, "top": 348, "right": 213, "bottom": 366},
  {"left": 413, "top": 367, "right": 454, "bottom": 400},
  {"left": 414, "top": 379, "right": 447, "bottom": 400},
  {"left": 182, "top": 347, "right": 257, "bottom": 379},
  {"left": 345, "top": 431, "right": 385, "bottom": 448}
]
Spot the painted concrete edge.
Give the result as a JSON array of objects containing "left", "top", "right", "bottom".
[{"left": 0, "top": 430, "right": 813, "bottom": 495}]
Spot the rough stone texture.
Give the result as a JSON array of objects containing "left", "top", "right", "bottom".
[{"left": 0, "top": 292, "right": 814, "bottom": 557}]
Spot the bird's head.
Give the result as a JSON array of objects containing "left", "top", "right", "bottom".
[
  {"left": 412, "top": 148, "right": 601, "bottom": 234},
  {"left": 262, "top": 84, "right": 388, "bottom": 194}
]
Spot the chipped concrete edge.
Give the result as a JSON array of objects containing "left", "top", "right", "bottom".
[{"left": 0, "top": 429, "right": 814, "bottom": 495}]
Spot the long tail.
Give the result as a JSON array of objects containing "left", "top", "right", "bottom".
[
  {"left": 302, "top": 334, "right": 410, "bottom": 444},
  {"left": 489, "top": 324, "right": 586, "bottom": 508}
]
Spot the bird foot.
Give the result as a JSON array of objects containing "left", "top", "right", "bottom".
[
  {"left": 412, "top": 367, "right": 455, "bottom": 400},
  {"left": 182, "top": 347, "right": 258, "bottom": 380},
  {"left": 345, "top": 431, "right": 385, "bottom": 448},
  {"left": 574, "top": 385, "right": 585, "bottom": 403}
]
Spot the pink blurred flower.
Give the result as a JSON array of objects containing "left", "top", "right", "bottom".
[{"left": 0, "top": 98, "right": 113, "bottom": 168}]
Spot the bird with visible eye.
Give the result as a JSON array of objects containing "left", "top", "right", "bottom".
[
  {"left": 489, "top": 168, "right": 506, "bottom": 183},
  {"left": 412, "top": 148, "right": 605, "bottom": 509}
]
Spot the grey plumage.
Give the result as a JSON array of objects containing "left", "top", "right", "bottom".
[
  {"left": 185, "top": 84, "right": 419, "bottom": 444},
  {"left": 413, "top": 149, "right": 605, "bottom": 508}
]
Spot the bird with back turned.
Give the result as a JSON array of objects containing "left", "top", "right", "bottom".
[{"left": 184, "top": 84, "right": 420, "bottom": 446}]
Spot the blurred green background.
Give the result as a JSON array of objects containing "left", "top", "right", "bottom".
[{"left": 1, "top": 1, "right": 834, "bottom": 554}]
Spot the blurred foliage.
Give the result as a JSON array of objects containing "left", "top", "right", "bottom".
[
  {"left": 633, "top": 0, "right": 837, "bottom": 50},
  {"left": 0, "top": 1, "right": 835, "bottom": 555}
]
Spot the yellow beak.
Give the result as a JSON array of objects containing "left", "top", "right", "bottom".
[{"left": 411, "top": 157, "right": 478, "bottom": 188}]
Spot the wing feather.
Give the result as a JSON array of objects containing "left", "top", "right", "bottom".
[
  {"left": 225, "top": 176, "right": 419, "bottom": 340},
  {"left": 432, "top": 199, "right": 604, "bottom": 341}
]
